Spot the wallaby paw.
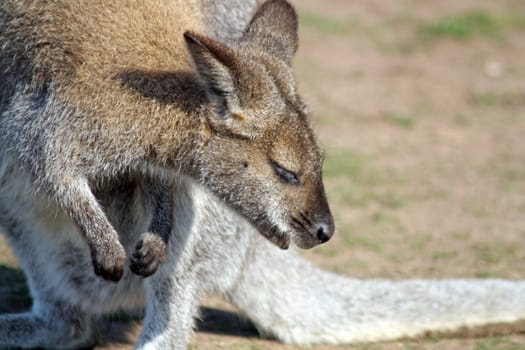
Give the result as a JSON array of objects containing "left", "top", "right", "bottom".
[
  {"left": 91, "top": 241, "right": 126, "bottom": 282},
  {"left": 129, "top": 233, "right": 167, "bottom": 278}
]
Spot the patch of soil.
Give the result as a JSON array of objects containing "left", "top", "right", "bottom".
[{"left": 1, "top": 0, "right": 525, "bottom": 349}]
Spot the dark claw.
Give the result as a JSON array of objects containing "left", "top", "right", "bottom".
[
  {"left": 129, "top": 235, "right": 167, "bottom": 278},
  {"left": 91, "top": 244, "right": 126, "bottom": 283}
]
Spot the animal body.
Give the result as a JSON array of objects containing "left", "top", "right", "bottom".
[
  {"left": 0, "top": 0, "right": 334, "bottom": 282},
  {"left": 1, "top": 1, "right": 525, "bottom": 350},
  {"left": 0, "top": 176, "right": 524, "bottom": 349}
]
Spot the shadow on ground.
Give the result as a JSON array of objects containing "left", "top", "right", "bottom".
[
  {"left": 0, "top": 265, "right": 31, "bottom": 313},
  {"left": 196, "top": 307, "right": 260, "bottom": 338},
  {"left": 0, "top": 264, "right": 260, "bottom": 347}
]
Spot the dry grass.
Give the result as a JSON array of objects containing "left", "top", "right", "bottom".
[{"left": 1, "top": 0, "right": 525, "bottom": 349}]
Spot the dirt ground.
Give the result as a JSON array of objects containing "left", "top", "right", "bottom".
[{"left": 1, "top": 0, "right": 525, "bottom": 349}]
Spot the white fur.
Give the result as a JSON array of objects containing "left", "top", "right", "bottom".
[
  {"left": 1, "top": 0, "right": 524, "bottom": 348},
  {"left": 0, "top": 173, "right": 524, "bottom": 349}
]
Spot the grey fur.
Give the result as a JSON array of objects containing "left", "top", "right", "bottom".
[
  {"left": 197, "top": 0, "right": 259, "bottom": 43},
  {"left": 1, "top": 1, "right": 524, "bottom": 349},
  {"left": 130, "top": 178, "right": 174, "bottom": 277},
  {"left": 0, "top": 176, "right": 524, "bottom": 349},
  {"left": 0, "top": 0, "right": 334, "bottom": 282}
]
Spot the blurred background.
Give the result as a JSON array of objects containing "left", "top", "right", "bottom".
[
  {"left": 293, "top": 1, "right": 525, "bottom": 348},
  {"left": 1, "top": 0, "right": 524, "bottom": 349},
  {"left": 297, "top": 0, "right": 525, "bottom": 281},
  {"left": 200, "top": 1, "right": 525, "bottom": 348}
]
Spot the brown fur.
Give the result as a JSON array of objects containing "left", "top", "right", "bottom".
[{"left": 0, "top": 0, "right": 334, "bottom": 281}]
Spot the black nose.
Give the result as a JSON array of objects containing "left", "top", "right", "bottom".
[{"left": 316, "top": 222, "right": 334, "bottom": 244}]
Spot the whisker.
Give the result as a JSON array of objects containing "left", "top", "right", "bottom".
[
  {"left": 290, "top": 216, "right": 305, "bottom": 230},
  {"left": 300, "top": 212, "right": 313, "bottom": 226},
  {"left": 290, "top": 222, "right": 302, "bottom": 231}
]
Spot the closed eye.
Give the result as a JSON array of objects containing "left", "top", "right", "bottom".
[{"left": 271, "top": 160, "right": 300, "bottom": 185}]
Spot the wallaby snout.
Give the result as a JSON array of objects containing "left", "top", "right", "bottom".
[
  {"left": 315, "top": 220, "right": 335, "bottom": 244},
  {"left": 311, "top": 191, "right": 335, "bottom": 244},
  {"left": 290, "top": 215, "right": 335, "bottom": 249},
  {"left": 309, "top": 209, "right": 335, "bottom": 245},
  {"left": 289, "top": 188, "right": 335, "bottom": 250}
]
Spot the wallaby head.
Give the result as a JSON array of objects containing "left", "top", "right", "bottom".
[{"left": 186, "top": 0, "right": 334, "bottom": 249}]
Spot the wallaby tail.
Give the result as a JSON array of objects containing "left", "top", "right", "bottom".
[{"left": 226, "top": 235, "right": 525, "bottom": 344}]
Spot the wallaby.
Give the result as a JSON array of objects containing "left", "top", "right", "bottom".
[
  {"left": 0, "top": 1, "right": 524, "bottom": 349},
  {"left": 0, "top": 176, "right": 524, "bottom": 349},
  {"left": 128, "top": 178, "right": 173, "bottom": 277},
  {"left": 0, "top": 0, "right": 334, "bottom": 282}
]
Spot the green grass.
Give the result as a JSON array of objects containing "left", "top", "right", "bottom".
[
  {"left": 476, "top": 337, "right": 525, "bottom": 350},
  {"left": 375, "top": 192, "right": 407, "bottom": 209},
  {"left": 202, "top": 344, "right": 267, "bottom": 350},
  {"left": 328, "top": 185, "right": 369, "bottom": 208},
  {"left": 323, "top": 149, "right": 370, "bottom": 179},
  {"left": 314, "top": 246, "right": 339, "bottom": 258},
  {"left": 451, "top": 231, "right": 471, "bottom": 241},
  {"left": 408, "top": 233, "right": 431, "bottom": 252},
  {"left": 475, "top": 271, "right": 497, "bottom": 278},
  {"left": 327, "top": 183, "right": 408, "bottom": 210},
  {"left": 454, "top": 113, "right": 472, "bottom": 126},
  {"left": 474, "top": 243, "right": 518, "bottom": 264},
  {"left": 295, "top": 58, "right": 325, "bottom": 85},
  {"left": 338, "top": 212, "right": 403, "bottom": 253},
  {"left": 300, "top": 12, "right": 353, "bottom": 35},
  {"left": 402, "top": 343, "right": 424, "bottom": 350},
  {"left": 431, "top": 250, "right": 457, "bottom": 261},
  {"left": 343, "top": 233, "right": 384, "bottom": 253},
  {"left": 472, "top": 91, "right": 525, "bottom": 108},
  {"left": 324, "top": 149, "right": 408, "bottom": 210},
  {"left": 419, "top": 11, "right": 525, "bottom": 41},
  {"left": 474, "top": 92, "right": 500, "bottom": 107},
  {"left": 371, "top": 211, "right": 399, "bottom": 225},
  {"left": 421, "top": 11, "right": 500, "bottom": 40},
  {"left": 324, "top": 149, "right": 404, "bottom": 185},
  {"left": 383, "top": 111, "right": 416, "bottom": 128},
  {"left": 495, "top": 167, "right": 525, "bottom": 181},
  {"left": 230, "top": 344, "right": 262, "bottom": 350}
]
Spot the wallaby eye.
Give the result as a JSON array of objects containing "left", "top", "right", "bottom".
[
  {"left": 209, "top": 86, "right": 232, "bottom": 97},
  {"left": 271, "top": 161, "right": 300, "bottom": 185}
]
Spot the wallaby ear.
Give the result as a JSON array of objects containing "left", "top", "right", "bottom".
[
  {"left": 184, "top": 31, "right": 239, "bottom": 116},
  {"left": 242, "top": 0, "right": 298, "bottom": 64}
]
